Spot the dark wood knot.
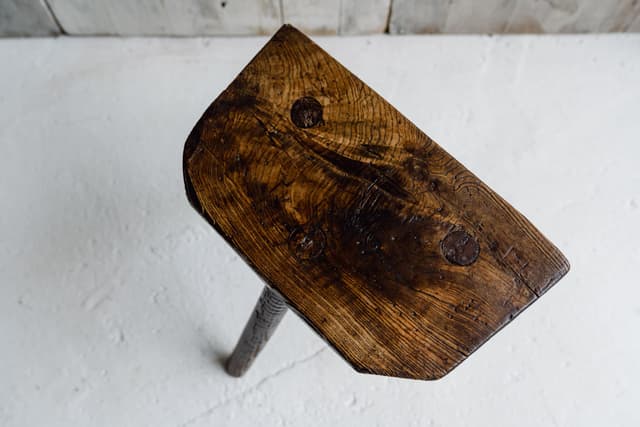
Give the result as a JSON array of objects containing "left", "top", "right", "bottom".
[
  {"left": 290, "top": 97, "right": 323, "bottom": 128},
  {"left": 441, "top": 229, "right": 479, "bottom": 266},
  {"left": 289, "top": 225, "right": 326, "bottom": 260}
]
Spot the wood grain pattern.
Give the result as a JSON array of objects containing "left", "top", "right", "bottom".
[{"left": 183, "top": 24, "right": 569, "bottom": 379}]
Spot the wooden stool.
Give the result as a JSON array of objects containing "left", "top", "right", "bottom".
[{"left": 183, "top": 25, "right": 569, "bottom": 380}]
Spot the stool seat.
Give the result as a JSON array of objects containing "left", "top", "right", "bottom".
[{"left": 183, "top": 25, "right": 569, "bottom": 380}]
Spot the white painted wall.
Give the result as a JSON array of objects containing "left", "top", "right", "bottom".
[
  {"left": 0, "top": 0, "right": 60, "bottom": 36},
  {"left": 281, "top": 0, "right": 389, "bottom": 35},
  {"left": 47, "top": 0, "right": 282, "bottom": 35},
  {"left": 0, "top": 34, "right": 638, "bottom": 426},
  {"left": 2, "top": 0, "right": 640, "bottom": 36},
  {"left": 389, "top": 0, "right": 640, "bottom": 34}
]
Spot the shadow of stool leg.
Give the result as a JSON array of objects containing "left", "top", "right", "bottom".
[{"left": 225, "top": 286, "right": 288, "bottom": 377}]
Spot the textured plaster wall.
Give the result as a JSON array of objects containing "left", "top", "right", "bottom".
[{"left": 0, "top": 34, "right": 639, "bottom": 426}]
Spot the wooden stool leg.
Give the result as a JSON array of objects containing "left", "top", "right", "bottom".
[{"left": 225, "top": 286, "right": 287, "bottom": 377}]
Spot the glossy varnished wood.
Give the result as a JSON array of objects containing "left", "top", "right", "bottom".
[{"left": 183, "top": 24, "right": 569, "bottom": 379}]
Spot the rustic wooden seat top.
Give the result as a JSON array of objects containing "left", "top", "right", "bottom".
[{"left": 183, "top": 25, "right": 569, "bottom": 379}]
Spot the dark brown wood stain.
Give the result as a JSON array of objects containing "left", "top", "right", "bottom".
[{"left": 183, "top": 24, "right": 570, "bottom": 380}]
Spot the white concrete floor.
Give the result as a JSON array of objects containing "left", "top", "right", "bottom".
[{"left": 0, "top": 34, "right": 638, "bottom": 427}]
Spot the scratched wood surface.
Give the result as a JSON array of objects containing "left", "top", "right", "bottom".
[{"left": 183, "top": 25, "right": 569, "bottom": 379}]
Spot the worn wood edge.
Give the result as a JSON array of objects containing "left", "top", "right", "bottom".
[
  {"left": 184, "top": 102, "right": 358, "bottom": 375},
  {"left": 182, "top": 24, "right": 570, "bottom": 379},
  {"left": 184, "top": 98, "right": 398, "bottom": 377}
]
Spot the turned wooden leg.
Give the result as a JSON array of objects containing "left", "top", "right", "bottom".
[{"left": 225, "top": 286, "right": 287, "bottom": 377}]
